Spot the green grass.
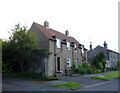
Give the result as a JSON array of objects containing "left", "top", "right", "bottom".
[
  {"left": 4, "top": 72, "right": 59, "bottom": 81},
  {"left": 91, "top": 71, "right": 120, "bottom": 80},
  {"left": 53, "top": 81, "right": 84, "bottom": 90}
]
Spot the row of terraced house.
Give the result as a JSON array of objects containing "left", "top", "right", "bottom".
[{"left": 30, "top": 21, "right": 120, "bottom": 75}]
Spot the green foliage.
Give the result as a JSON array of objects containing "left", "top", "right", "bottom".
[
  {"left": 82, "top": 61, "right": 90, "bottom": 68},
  {"left": 107, "top": 65, "right": 119, "bottom": 71},
  {"left": 2, "top": 62, "right": 12, "bottom": 73},
  {"left": 92, "top": 52, "right": 106, "bottom": 72},
  {"left": 86, "top": 67, "right": 93, "bottom": 74},
  {"left": 71, "top": 62, "right": 76, "bottom": 70},
  {"left": 70, "top": 61, "right": 103, "bottom": 75},
  {"left": 78, "top": 68, "right": 87, "bottom": 75},
  {"left": 91, "top": 71, "right": 119, "bottom": 80},
  {"left": 2, "top": 24, "right": 50, "bottom": 73},
  {"left": 78, "top": 64, "right": 83, "bottom": 68},
  {"left": 117, "top": 60, "right": 120, "bottom": 67},
  {"left": 54, "top": 81, "right": 84, "bottom": 90},
  {"left": 5, "top": 72, "right": 57, "bottom": 81}
]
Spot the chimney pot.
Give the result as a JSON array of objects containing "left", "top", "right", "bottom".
[
  {"left": 90, "top": 42, "right": 92, "bottom": 50},
  {"left": 65, "top": 30, "right": 69, "bottom": 36},
  {"left": 103, "top": 41, "right": 107, "bottom": 48},
  {"left": 44, "top": 21, "right": 49, "bottom": 28}
]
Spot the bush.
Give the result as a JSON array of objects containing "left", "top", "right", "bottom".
[
  {"left": 96, "top": 69, "right": 101, "bottom": 73},
  {"left": 78, "top": 68, "right": 87, "bottom": 75},
  {"left": 2, "top": 62, "right": 12, "bottom": 73},
  {"left": 82, "top": 61, "right": 90, "bottom": 68},
  {"left": 71, "top": 62, "right": 76, "bottom": 70},
  {"left": 86, "top": 68, "right": 93, "bottom": 74},
  {"left": 74, "top": 68, "right": 79, "bottom": 74},
  {"left": 6, "top": 72, "right": 56, "bottom": 81},
  {"left": 78, "top": 64, "right": 83, "bottom": 68}
]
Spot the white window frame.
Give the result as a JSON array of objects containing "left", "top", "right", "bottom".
[
  {"left": 56, "top": 38, "right": 61, "bottom": 48},
  {"left": 75, "top": 58, "right": 78, "bottom": 67},
  {"left": 74, "top": 44, "right": 77, "bottom": 52},
  {"left": 67, "top": 58, "right": 71, "bottom": 67},
  {"left": 67, "top": 42, "right": 70, "bottom": 50},
  {"left": 81, "top": 46, "right": 84, "bottom": 53}
]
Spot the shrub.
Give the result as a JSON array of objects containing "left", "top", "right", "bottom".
[
  {"left": 117, "top": 60, "right": 120, "bottom": 66},
  {"left": 78, "top": 68, "right": 87, "bottom": 75},
  {"left": 71, "top": 62, "right": 76, "bottom": 70},
  {"left": 2, "top": 62, "right": 12, "bottom": 73},
  {"left": 96, "top": 69, "right": 101, "bottom": 73},
  {"left": 99, "top": 63, "right": 103, "bottom": 72},
  {"left": 82, "top": 61, "right": 90, "bottom": 68},
  {"left": 86, "top": 68, "right": 93, "bottom": 74},
  {"left": 74, "top": 68, "right": 79, "bottom": 74},
  {"left": 78, "top": 64, "right": 83, "bottom": 68},
  {"left": 6, "top": 72, "right": 57, "bottom": 81}
]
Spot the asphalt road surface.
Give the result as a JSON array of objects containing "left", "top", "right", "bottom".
[{"left": 77, "top": 79, "right": 119, "bottom": 91}]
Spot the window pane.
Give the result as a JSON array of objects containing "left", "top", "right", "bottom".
[
  {"left": 56, "top": 39, "right": 61, "bottom": 48},
  {"left": 75, "top": 44, "right": 77, "bottom": 52},
  {"left": 67, "top": 42, "right": 70, "bottom": 50},
  {"left": 75, "top": 58, "right": 78, "bottom": 67},
  {"left": 67, "top": 58, "right": 71, "bottom": 67}
]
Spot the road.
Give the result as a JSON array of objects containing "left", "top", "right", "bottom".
[
  {"left": 2, "top": 71, "right": 119, "bottom": 92},
  {"left": 77, "top": 79, "right": 119, "bottom": 91}
]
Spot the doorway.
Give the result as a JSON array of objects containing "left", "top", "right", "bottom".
[{"left": 57, "top": 57, "right": 60, "bottom": 71}]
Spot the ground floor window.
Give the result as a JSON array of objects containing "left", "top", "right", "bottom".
[
  {"left": 106, "top": 60, "right": 111, "bottom": 68},
  {"left": 75, "top": 58, "right": 78, "bottom": 67},
  {"left": 67, "top": 58, "right": 71, "bottom": 67}
]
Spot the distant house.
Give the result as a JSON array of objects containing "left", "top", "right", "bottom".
[
  {"left": 87, "top": 41, "right": 120, "bottom": 68},
  {"left": 30, "top": 21, "right": 87, "bottom": 75}
]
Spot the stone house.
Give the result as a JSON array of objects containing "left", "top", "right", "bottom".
[
  {"left": 30, "top": 21, "right": 87, "bottom": 75},
  {"left": 87, "top": 41, "right": 120, "bottom": 68}
]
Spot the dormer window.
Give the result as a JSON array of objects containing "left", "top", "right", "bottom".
[
  {"left": 67, "top": 42, "right": 70, "bottom": 50},
  {"left": 75, "top": 44, "right": 77, "bottom": 52},
  {"left": 81, "top": 46, "right": 84, "bottom": 53},
  {"left": 56, "top": 38, "right": 61, "bottom": 48}
]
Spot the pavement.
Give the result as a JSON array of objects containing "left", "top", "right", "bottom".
[
  {"left": 77, "top": 79, "right": 119, "bottom": 91},
  {"left": 2, "top": 71, "right": 119, "bottom": 91}
]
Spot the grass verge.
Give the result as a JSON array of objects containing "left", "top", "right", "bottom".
[
  {"left": 91, "top": 71, "right": 120, "bottom": 80},
  {"left": 53, "top": 81, "right": 84, "bottom": 90},
  {"left": 3, "top": 72, "right": 59, "bottom": 81}
]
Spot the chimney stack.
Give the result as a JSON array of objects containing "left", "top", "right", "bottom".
[
  {"left": 103, "top": 41, "right": 107, "bottom": 48},
  {"left": 44, "top": 21, "right": 49, "bottom": 28},
  {"left": 90, "top": 42, "right": 92, "bottom": 50},
  {"left": 65, "top": 30, "right": 69, "bottom": 36}
]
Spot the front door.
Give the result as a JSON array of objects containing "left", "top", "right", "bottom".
[{"left": 57, "top": 57, "right": 60, "bottom": 71}]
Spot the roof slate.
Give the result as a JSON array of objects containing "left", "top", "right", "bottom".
[{"left": 34, "top": 22, "right": 80, "bottom": 45}]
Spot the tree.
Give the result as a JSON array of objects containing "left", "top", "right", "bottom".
[
  {"left": 2, "top": 24, "right": 50, "bottom": 72},
  {"left": 92, "top": 52, "right": 106, "bottom": 72}
]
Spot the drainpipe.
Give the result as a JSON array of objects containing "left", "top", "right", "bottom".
[
  {"left": 72, "top": 46, "right": 74, "bottom": 63},
  {"left": 54, "top": 40, "right": 57, "bottom": 73}
]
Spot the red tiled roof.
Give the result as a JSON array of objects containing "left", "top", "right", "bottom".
[{"left": 34, "top": 22, "right": 80, "bottom": 45}]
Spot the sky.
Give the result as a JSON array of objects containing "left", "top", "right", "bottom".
[{"left": 0, "top": 0, "right": 119, "bottom": 52}]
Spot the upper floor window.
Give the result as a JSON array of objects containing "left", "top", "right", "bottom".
[
  {"left": 67, "top": 42, "right": 70, "bottom": 50},
  {"left": 67, "top": 58, "right": 71, "bottom": 67},
  {"left": 81, "top": 46, "right": 84, "bottom": 53},
  {"left": 75, "top": 44, "right": 77, "bottom": 52},
  {"left": 56, "top": 38, "right": 61, "bottom": 48}
]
